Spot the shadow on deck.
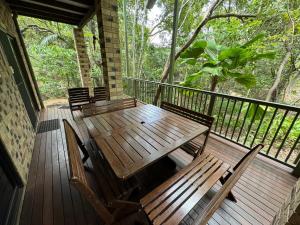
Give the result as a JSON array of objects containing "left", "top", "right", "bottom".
[{"left": 20, "top": 104, "right": 297, "bottom": 225}]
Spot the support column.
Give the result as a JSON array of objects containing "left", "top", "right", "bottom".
[
  {"left": 96, "top": 0, "right": 123, "bottom": 100},
  {"left": 73, "top": 28, "right": 93, "bottom": 94}
]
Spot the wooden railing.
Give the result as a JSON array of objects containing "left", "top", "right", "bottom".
[{"left": 123, "top": 77, "right": 300, "bottom": 173}]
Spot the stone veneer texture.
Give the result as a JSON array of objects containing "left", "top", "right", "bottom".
[
  {"left": 96, "top": 0, "right": 123, "bottom": 100},
  {"left": 272, "top": 178, "right": 300, "bottom": 225},
  {"left": 73, "top": 28, "right": 93, "bottom": 94},
  {"left": 0, "top": 1, "right": 36, "bottom": 184}
]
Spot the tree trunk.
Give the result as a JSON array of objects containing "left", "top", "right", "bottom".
[
  {"left": 265, "top": 51, "right": 291, "bottom": 102},
  {"left": 132, "top": 0, "right": 138, "bottom": 77},
  {"left": 123, "top": 0, "right": 129, "bottom": 77},
  {"left": 210, "top": 76, "right": 218, "bottom": 92},
  {"left": 153, "top": 0, "right": 221, "bottom": 105},
  {"left": 137, "top": 0, "right": 148, "bottom": 78}
]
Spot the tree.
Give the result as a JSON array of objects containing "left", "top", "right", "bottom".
[
  {"left": 180, "top": 36, "right": 275, "bottom": 92},
  {"left": 152, "top": 0, "right": 256, "bottom": 104}
]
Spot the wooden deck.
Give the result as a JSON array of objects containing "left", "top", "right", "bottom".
[{"left": 19, "top": 104, "right": 297, "bottom": 225}]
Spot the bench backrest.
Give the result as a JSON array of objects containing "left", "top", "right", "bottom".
[
  {"left": 94, "top": 87, "right": 107, "bottom": 101},
  {"left": 63, "top": 119, "right": 114, "bottom": 224},
  {"left": 94, "top": 97, "right": 137, "bottom": 112},
  {"left": 193, "top": 144, "right": 264, "bottom": 225},
  {"left": 68, "top": 88, "right": 90, "bottom": 105},
  {"left": 161, "top": 101, "right": 214, "bottom": 128}
]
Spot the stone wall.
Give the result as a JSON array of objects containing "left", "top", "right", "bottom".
[
  {"left": 96, "top": 0, "right": 123, "bottom": 100},
  {"left": 73, "top": 28, "right": 93, "bottom": 94},
  {"left": 0, "top": 0, "right": 36, "bottom": 184},
  {"left": 272, "top": 178, "right": 300, "bottom": 225}
]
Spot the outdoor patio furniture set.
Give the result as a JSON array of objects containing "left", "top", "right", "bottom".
[{"left": 66, "top": 87, "right": 264, "bottom": 225}]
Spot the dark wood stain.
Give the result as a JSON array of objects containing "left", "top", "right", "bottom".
[{"left": 19, "top": 104, "right": 297, "bottom": 225}]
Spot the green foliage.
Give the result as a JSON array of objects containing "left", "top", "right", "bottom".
[
  {"left": 18, "top": 17, "right": 80, "bottom": 100},
  {"left": 180, "top": 36, "right": 275, "bottom": 90}
]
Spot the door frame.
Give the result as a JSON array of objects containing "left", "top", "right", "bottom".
[{"left": 0, "top": 28, "right": 39, "bottom": 129}]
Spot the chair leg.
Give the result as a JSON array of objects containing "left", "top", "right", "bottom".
[
  {"left": 219, "top": 176, "right": 237, "bottom": 202},
  {"left": 71, "top": 109, "right": 75, "bottom": 120},
  {"left": 200, "top": 131, "right": 210, "bottom": 155}
]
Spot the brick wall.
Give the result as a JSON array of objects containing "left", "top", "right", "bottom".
[
  {"left": 272, "top": 178, "right": 300, "bottom": 225},
  {"left": 0, "top": 0, "right": 36, "bottom": 184},
  {"left": 96, "top": 0, "right": 123, "bottom": 100},
  {"left": 73, "top": 28, "right": 93, "bottom": 94}
]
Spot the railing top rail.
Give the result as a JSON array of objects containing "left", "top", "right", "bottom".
[{"left": 123, "top": 77, "right": 300, "bottom": 112}]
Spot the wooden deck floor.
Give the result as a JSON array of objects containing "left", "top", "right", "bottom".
[{"left": 19, "top": 105, "right": 297, "bottom": 225}]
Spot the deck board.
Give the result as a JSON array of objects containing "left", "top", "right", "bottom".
[{"left": 20, "top": 105, "right": 297, "bottom": 225}]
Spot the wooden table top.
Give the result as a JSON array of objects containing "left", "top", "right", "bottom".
[
  {"left": 83, "top": 104, "right": 208, "bottom": 179},
  {"left": 81, "top": 99, "right": 133, "bottom": 117}
]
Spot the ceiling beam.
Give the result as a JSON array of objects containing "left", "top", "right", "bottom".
[
  {"left": 12, "top": 10, "right": 80, "bottom": 25},
  {"left": 10, "top": 6, "right": 81, "bottom": 21},
  {"left": 9, "top": 2, "right": 86, "bottom": 18},
  {"left": 56, "top": 0, "right": 93, "bottom": 9},
  {"left": 77, "top": 0, "right": 98, "bottom": 29},
  {"left": 6, "top": 0, "right": 89, "bottom": 13}
]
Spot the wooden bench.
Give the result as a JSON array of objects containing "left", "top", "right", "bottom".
[
  {"left": 82, "top": 97, "right": 137, "bottom": 117},
  {"left": 161, "top": 101, "right": 214, "bottom": 158},
  {"left": 63, "top": 119, "right": 139, "bottom": 224},
  {"left": 68, "top": 87, "right": 91, "bottom": 119},
  {"left": 140, "top": 144, "right": 264, "bottom": 225},
  {"left": 93, "top": 86, "right": 107, "bottom": 102}
]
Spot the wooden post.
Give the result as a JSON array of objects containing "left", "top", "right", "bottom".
[
  {"left": 293, "top": 161, "right": 300, "bottom": 178},
  {"left": 134, "top": 79, "right": 137, "bottom": 99}
]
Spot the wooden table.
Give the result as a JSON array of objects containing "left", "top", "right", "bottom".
[
  {"left": 83, "top": 104, "right": 208, "bottom": 180},
  {"left": 82, "top": 98, "right": 136, "bottom": 117}
]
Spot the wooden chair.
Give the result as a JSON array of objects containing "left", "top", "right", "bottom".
[
  {"left": 63, "top": 119, "right": 139, "bottom": 225},
  {"left": 82, "top": 98, "right": 137, "bottom": 117},
  {"left": 140, "top": 144, "right": 264, "bottom": 225},
  {"left": 161, "top": 101, "right": 214, "bottom": 158},
  {"left": 93, "top": 86, "right": 107, "bottom": 102},
  {"left": 68, "top": 87, "right": 90, "bottom": 119}
]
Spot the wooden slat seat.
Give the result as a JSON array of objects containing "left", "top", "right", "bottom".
[
  {"left": 161, "top": 101, "right": 214, "bottom": 158},
  {"left": 140, "top": 144, "right": 264, "bottom": 225},
  {"left": 93, "top": 86, "right": 107, "bottom": 102},
  {"left": 63, "top": 119, "right": 139, "bottom": 224},
  {"left": 68, "top": 87, "right": 91, "bottom": 119},
  {"left": 82, "top": 98, "right": 137, "bottom": 117}
]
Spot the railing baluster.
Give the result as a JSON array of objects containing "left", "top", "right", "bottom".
[
  {"left": 250, "top": 106, "right": 268, "bottom": 148},
  {"left": 183, "top": 90, "right": 187, "bottom": 108},
  {"left": 122, "top": 77, "right": 300, "bottom": 168},
  {"left": 214, "top": 97, "right": 224, "bottom": 131},
  {"left": 243, "top": 103, "right": 259, "bottom": 146},
  {"left": 187, "top": 90, "right": 191, "bottom": 109},
  {"left": 292, "top": 135, "right": 300, "bottom": 164},
  {"left": 237, "top": 102, "right": 251, "bottom": 143},
  {"left": 198, "top": 93, "right": 203, "bottom": 112},
  {"left": 282, "top": 112, "right": 299, "bottom": 162},
  {"left": 172, "top": 86, "right": 175, "bottom": 103},
  {"left": 225, "top": 99, "right": 236, "bottom": 138},
  {"left": 194, "top": 92, "right": 200, "bottom": 112},
  {"left": 262, "top": 108, "right": 278, "bottom": 143},
  {"left": 219, "top": 98, "right": 230, "bottom": 134},
  {"left": 191, "top": 91, "right": 195, "bottom": 110},
  {"left": 203, "top": 94, "right": 208, "bottom": 114},
  {"left": 176, "top": 87, "right": 180, "bottom": 105},
  {"left": 266, "top": 110, "right": 289, "bottom": 155},
  {"left": 231, "top": 101, "right": 244, "bottom": 140}
]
